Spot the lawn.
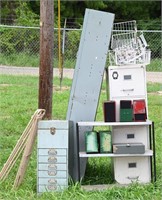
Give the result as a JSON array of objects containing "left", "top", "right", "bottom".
[
  {"left": 0, "top": 75, "right": 162, "bottom": 200},
  {"left": 0, "top": 53, "right": 161, "bottom": 71}
]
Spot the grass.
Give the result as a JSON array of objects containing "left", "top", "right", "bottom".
[
  {"left": 0, "top": 53, "right": 76, "bottom": 68},
  {"left": 0, "top": 75, "right": 162, "bottom": 199},
  {"left": 0, "top": 53, "right": 161, "bottom": 71}
]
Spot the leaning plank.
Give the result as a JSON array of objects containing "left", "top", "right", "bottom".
[
  {"left": 13, "top": 109, "right": 45, "bottom": 188},
  {"left": 0, "top": 109, "right": 45, "bottom": 182},
  {"left": 0, "top": 114, "right": 35, "bottom": 180}
]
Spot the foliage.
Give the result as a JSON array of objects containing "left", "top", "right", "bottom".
[
  {"left": 15, "top": 1, "right": 39, "bottom": 26},
  {"left": 1, "top": 1, "right": 161, "bottom": 28},
  {"left": 0, "top": 75, "right": 162, "bottom": 199},
  {"left": 0, "top": 27, "right": 40, "bottom": 55},
  {"left": 65, "top": 30, "right": 81, "bottom": 59}
]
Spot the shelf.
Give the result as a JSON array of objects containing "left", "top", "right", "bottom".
[
  {"left": 77, "top": 120, "right": 152, "bottom": 127},
  {"left": 79, "top": 150, "right": 153, "bottom": 158}
]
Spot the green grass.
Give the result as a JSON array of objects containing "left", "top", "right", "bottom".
[
  {"left": 147, "top": 58, "right": 162, "bottom": 72},
  {"left": 0, "top": 53, "right": 161, "bottom": 71},
  {"left": 0, "top": 53, "right": 76, "bottom": 68},
  {"left": 0, "top": 75, "right": 162, "bottom": 199}
]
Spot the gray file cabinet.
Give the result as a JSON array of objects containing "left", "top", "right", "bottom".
[{"left": 37, "top": 120, "right": 69, "bottom": 193}]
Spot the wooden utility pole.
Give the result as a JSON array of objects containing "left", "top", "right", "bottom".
[{"left": 39, "top": 0, "right": 54, "bottom": 119}]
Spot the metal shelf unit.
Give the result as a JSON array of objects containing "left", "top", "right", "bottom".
[{"left": 76, "top": 121, "right": 156, "bottom": 184}]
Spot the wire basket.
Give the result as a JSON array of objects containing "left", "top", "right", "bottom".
[
  {"left": 111, "top": 31, "right": 137, "bottom": 50},
  {"left": 108, "top": 49, "right": 151, "bottom": 66},
  {"left": 113, "top": 20, "right": 137, "bottom": 34},
  {"left": 110, "top": 19, "right": 151, "bottom": 66}
]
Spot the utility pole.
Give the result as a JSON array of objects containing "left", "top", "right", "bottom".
[{"left": 39, "top": 0, "right": 54, "bottom": 119}]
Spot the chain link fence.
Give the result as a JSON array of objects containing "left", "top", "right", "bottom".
[{"left": 0, "top": 25, "right": 161, "bottom": 71}]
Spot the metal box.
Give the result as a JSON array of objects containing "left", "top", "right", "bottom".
[
  {"left": 133, "top": 99, "right": 147, "bottom": 121},
  {"left": 120, "top": 100, "right": 133, "bottom": 122},
  {"left": 37, "top": 120, "right": 69, "bottom": 193},
  {"left": 103, "top": 101, "right": 116, "bottom": 122},
  {"left": 113, "top": 143, "right": 145, "bottom": 154}
]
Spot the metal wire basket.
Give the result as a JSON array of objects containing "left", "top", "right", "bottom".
[
  {"left": 110, "top": 20, "right": 151, "bottom": 66},
  {"left": 108, "top": 49, "right": 151, "bottom": 66}
]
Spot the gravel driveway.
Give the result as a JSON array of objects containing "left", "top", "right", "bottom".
[{"left": 0, "top": 65, "right": 162, "bottom": 83}]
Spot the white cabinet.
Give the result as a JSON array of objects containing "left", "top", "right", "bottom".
[
  {"left": 112, "top": 126, "right": 150, "bottom": 149},
  {"left": 114, "top": 157, "right": 151, "bottom": 184},
  {"left": 109, "top": 65, "right": 147, "bottom": 99},
  {"left": 109, "top": 65, "right": 148, "bottom": 122},
  {"left": 37, "top": 120, "right": 69, "bottom": 193}
]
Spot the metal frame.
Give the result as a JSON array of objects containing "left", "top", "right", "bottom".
[{"left": 77, "top": 121, "right": 156, "bottom": 183}]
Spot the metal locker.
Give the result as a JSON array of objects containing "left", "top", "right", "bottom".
[{"left": 66, "top": 9, "right": 114, "bottom": 181}]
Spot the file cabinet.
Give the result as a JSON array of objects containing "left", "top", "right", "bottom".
[{"left": 37, "top": 120, "right": 69, "bottom": 193}]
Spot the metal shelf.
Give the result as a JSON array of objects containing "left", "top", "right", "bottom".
[
  {"left": 79, "top": 150, "right": 153, "bottom": 158},
  {"left": 77, "top": 120, "right": 152, "bottom": 127}
]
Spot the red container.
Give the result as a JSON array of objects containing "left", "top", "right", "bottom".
[
  {"left": 133, "top": 100, "right": 146, "bottom": 114},
  {"left": 133, "top": 100, "right": 147, "bottom": 121}
]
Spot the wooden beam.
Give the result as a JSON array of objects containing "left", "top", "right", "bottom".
[{"left": 39, "top": 0, "right": 54, "bottom": 119}]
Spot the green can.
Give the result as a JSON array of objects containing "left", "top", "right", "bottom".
[
  {"left": 99, "top": 131, "right": 112, "bottom": 153},
  {"left": 85, "top": 131, "right": 98, "bottom": 153}
]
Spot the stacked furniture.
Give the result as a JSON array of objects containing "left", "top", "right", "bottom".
[{"left": 77, "top": 21, "right": 156, "bottom": 185}]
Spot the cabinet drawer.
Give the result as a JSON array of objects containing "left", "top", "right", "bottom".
[
  {"left": 38, "top": 163, "right": 67, "bottom": 171},
  {"left": 112, "top": 126, "right": 150, "bottom": 148},
  {"left": 38, "top": 130, "right": 68, "bottom": 148},
  {"left": 38, "top": 170, "right": 67, "bottom": 178},
  {"left": 38, "top": 177, "right": 67, "bottom": 185},
  {"left": 38, "top": 155, "right": 67, "bottom": 164},
  {"left": 109, "top": 66, "right": 146, "bottom": 98},
  {"left": 38, "top": 148, "right": 67, "bottom": 156},
  {"left": 38, "top": 184, "right": 67, "bottom": 193},
  {"left": 114, "top": 157, "right": 151, "bottom": 184}
]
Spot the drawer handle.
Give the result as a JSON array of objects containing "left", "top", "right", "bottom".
[
  {"left": 48, "top": 170, "right": 57, "bottom": 176},
  {"left": 47, "top": 185, "right": 57, "bottom": 190},
  {"left": 48, "top": 164, "right": 57, "bottom": 170},
  {"left": 48, "top": 157, "right": 57, "bottom": 163},
  {"left": 127, "top": 176, "right": 139, "bottom": 180},
  {"left": 122, "top": 89, "right": 134, "bottom": 92},
  {"left": 48, "top": 149, "right": 57, "bottom": 155},
  {"left": 50, "top": 127, "right": 56, "bottom": 135},
  {"left": 48, "top": 179, "right": 57, "bottom": 184}
]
